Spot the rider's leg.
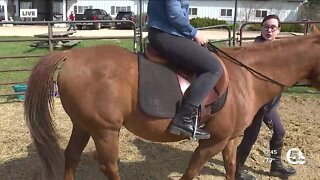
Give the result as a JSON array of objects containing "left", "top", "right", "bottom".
[{"left": 148, "top": 28, "right": 223, "bottom": 139}]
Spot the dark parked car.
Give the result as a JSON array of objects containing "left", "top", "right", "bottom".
[
  {"left": 75, "top": 9, "right": 112, "bottom": 30},
  {"left": 115, "top": 11, "right": 136, "bottom": 29}
]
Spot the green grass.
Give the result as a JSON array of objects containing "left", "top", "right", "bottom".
[
  {"left": 76, "top": 39, "right": 135, "bottom": 50},
  {"left": 285, "top": 86, "right": 319, "bottom": 95},
  {"left": 0, "top": 36, "right": 48, "bottom": 56}
]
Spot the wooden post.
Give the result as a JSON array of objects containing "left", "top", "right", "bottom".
[
  {"left": 233, "top": 0, "right": 238, "bottom": 46},
  {"left": 48, "top": 23, "right": 54, "bottom": 52}
]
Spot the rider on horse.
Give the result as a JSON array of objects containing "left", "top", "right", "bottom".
[{"left": 147, "top": 0, "right": 223, "bottom": 140}]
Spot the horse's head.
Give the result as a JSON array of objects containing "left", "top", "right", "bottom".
[
  {"left": 308, "top": 61, "right": 320, "bottom": 90},
  {"left": 306, "top": 33, "right": 320, "bottom": 90},
  {"left": 310, "top": 23, "right": 320, "bottom": 34},
  {"left": 306, "top": 25, "right": 320, "bottom": 90}
]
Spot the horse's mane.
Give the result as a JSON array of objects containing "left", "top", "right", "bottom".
[{"left": 219, "top": 33, "right": 320, "bottom": 64}]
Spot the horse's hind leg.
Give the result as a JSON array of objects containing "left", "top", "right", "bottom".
[
  {"left": 64, "top": 124, "right": 90, "bottom": 180},
  {"left": 93, "top": 129, "right": 120, "bottom": 180},
  {"left": 222, "top": 138, "right": 241, "bottom": 180}
]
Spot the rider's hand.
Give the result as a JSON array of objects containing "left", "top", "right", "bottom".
[{"left": 194, "top": 32, "right": 208, "bottom": 46}]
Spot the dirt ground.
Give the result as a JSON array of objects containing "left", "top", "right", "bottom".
[{"left": 0, "top": 94, "right": 319, "bottom": 180}]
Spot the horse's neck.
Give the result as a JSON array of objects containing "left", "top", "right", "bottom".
[
  {"left": 229, "top": 35, "right": 319, "bottom": 104},
  {"left": 253, "top": 41, "right": 313, "bottom": 86}
]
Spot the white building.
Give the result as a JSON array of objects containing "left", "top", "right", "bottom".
[
  {"left": 189, "top": 0, "right": 306, "bottom": 23},
  {"left": 0, "top": 0, "right": 306, "bottom": 23}
]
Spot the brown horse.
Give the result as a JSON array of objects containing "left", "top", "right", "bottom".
[{"left": 24, "top": 33, "right": 320, "bottom": 180}]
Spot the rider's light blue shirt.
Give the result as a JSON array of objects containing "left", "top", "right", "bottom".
[{"left": 147, "top": 0, "right": 197, "bottom": 39}]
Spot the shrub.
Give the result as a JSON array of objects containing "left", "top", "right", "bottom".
[
  {"left": 280, "top": 24, "right": 303, "bottom": 33},
  {"left": 247, "top": 24, "right": 260, "bottom": 31},
  {"left": 190, "top": 17, "right": 227, "bottom": 28},
  {"left": 247, "top": 23, "right": 303, "bottom": 33},
  {"left": 229, "top": 23, "right": 240, "bottom": 30}
]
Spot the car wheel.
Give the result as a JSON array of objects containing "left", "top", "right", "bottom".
[{"left": 94, "top": 23, "right": 101, "bottom": 30}]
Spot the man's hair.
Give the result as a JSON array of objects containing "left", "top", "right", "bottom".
[{"left": 261, "top": 15, "right": 281, "bottom": 27}]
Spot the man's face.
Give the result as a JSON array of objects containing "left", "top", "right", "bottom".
[{"left": 261, "top": 18, "right": 280, "bottom": 41}]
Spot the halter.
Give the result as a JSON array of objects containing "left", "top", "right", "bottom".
[{"left": 207, "top": 42, "right": 290, "bottom": 88}]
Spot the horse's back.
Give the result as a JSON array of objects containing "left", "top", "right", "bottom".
[{"left": 57, "top": 45, "right": 139, "bottom": 133}]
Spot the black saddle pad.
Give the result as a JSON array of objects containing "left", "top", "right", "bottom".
[{"left": 138, "top": 54, "right": 182, "bottom": 118}]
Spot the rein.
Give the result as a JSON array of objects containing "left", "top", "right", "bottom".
[{"left": 207, "top": 42, "right": 289, "bottom": 88}]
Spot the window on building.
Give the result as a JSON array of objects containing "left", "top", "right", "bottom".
[
  {"left": 0, "top": 5, "right": 4, "bottom": 20},
  {"left": 74, "top": 5, "right": 93, "bottom": 14},
  {"left": 189, "top": 8, "right": 198, "bottom": 16},
  {"left": 111, "top": 6, "right": 131, "bottom": 15},
  {"left": 20, "top": 1, "right": 32, "bottom": 9},
  {"left": 256, "top": 10, "right": 268, "bottom": 18},
  {"left": 220, "top": 9, "right": 232, "bottom": 17},
  {"left": 53, "top": 1, "right": 63, "bottom": 15}
]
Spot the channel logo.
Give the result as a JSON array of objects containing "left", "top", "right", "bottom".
[{"left": 286, "top": 148, "right": 306, "bottom": 165}]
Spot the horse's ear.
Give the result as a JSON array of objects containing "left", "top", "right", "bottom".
[{"left": 310, "top": 24, "right": 320, "bottom": 34}]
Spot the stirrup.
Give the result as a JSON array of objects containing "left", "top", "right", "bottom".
[{"left": 191, "top": 113, "right": 199, "bottom": 140}]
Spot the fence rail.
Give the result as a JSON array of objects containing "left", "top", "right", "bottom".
[
  {"left": 0, "top": 20, "right": 139, "bottom": 99},
  {"left": 197, "top": 25, "right": 232, "bottom": 47}
]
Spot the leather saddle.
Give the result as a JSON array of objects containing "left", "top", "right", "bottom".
[
  {"left": 139, "top": 44, "right": 229, "bottom": 123},
  {"left": 145, "top": 44, "right": 229, "bottom": 105}
]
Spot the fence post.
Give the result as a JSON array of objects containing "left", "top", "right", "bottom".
[{"left": 48, "top": 23, "right": 54, "bottom": 52}]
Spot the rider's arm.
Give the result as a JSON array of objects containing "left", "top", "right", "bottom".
[{"left": 165, "top": 0, "right": 197, "bottom": 39}]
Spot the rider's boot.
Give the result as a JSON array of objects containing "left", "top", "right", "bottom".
[
  {"left": 270, "top": 148, "right": 296, "bottom": 177},
  {"left": 169, "top": 103, "right": 210, "bottom": 139},
  {"left": 235, "top": 163, "right": 256, "bottom": 180}
]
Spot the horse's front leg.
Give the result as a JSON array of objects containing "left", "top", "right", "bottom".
[
  {"left": 181, "top": 138, "right": 229, "bottom": 180},
  {"left": 65, "top": 124, "right": 90, "bottom": 180},
  {"left": 222, "top": 137, "right": 242, "bottom": 180}
]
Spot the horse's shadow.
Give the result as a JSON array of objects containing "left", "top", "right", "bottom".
[
  {"left": 244, "top": 165, "right": 274, "bottom": 178},
  {"left": 0, "top": 138, "right": 228, "bottom": 179},
  {"left": 117, "top": 138, "right": 226, "bottom": 179}
]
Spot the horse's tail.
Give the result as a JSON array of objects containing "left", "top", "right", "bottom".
[{"left": 24, "top": 51, "right": 67, "bottom": 179}]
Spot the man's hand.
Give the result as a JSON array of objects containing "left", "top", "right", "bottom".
[{"left": 194, "top": 32, "right": 208, "bottom": 46}]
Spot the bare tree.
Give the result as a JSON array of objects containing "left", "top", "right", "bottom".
[
  {"left": 238, "top": 0, "right": 262, "bottom": 22},
  {"left": 299, "top": 0, "right": 320, "bottom": 20}
]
